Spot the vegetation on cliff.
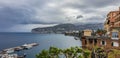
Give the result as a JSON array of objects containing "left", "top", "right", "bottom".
[
  {"left": 32, "top": 23, "right": 103, "bottom": 33},
  {"left": 36, "top": 46, "right": 120, "bottom": 58},
  {"left": 36, "top": 46, "right": 90, "bottom": 58}
]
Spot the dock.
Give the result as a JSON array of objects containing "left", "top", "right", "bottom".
[{"left": 0, "top": 43, "right": 39, "bottom": 58}]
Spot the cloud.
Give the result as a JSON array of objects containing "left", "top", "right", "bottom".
[
  {"left": 0, "top": 0, "right": 120, "bottom": 32},
  {"left": 5, "top": 24, "right": 57, "bottom": 32}
]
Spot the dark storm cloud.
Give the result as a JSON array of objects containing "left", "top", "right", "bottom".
[
  {"left": 0, "top": 0, "right": 120, "bottom": 32},
  {"left": 0, "top": 6, "right": 35, "bottom": 26}
]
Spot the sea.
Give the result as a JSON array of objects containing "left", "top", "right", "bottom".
[{"left": 0, "top": 32, "right": 81, "bottom": 58}]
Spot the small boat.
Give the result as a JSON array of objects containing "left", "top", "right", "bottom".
[
  {"left": 1, "top": 54, "right": 17, "bottom": 58},
  {"left": 25, "top": 45, "right": 32, "bottom": 49},
  {"left": 22, "top": 44, "right": 32, "bottom": 49},
  {"left": 14, "top": 47, "right": 23, "bottom": 51},
  {"left": 17, "top": 53, "right": 27, "bottom": 58},
  {"left": 4, "top": 48, "right": 14, "bottom": 54},
  {"left": 74, "top": 37, "right": 80, "bottom": 40},
  {"left": 30, "top": 43, "right": 39, "bottom": 46}
]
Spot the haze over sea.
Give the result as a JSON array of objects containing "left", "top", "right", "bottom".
[{"left": 0, "top": 32, "right": 81, "bottom": 58}]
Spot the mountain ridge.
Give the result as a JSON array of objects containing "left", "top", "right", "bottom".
[{"left": 31, "top": 23, "right": 103, "bottom": 33}]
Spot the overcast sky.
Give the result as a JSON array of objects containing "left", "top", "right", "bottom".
[{"left": 0, "top": 0, "right": 120, "bottom": 32}]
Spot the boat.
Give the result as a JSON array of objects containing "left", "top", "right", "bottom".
[
  {"left": 29, "top": 43, "right": 39, "bottom": 46},
  {"left": 14, "top": 46, "right": 23, "bottom": 51},
  {"left": 4, "top": 48, "right": 14, "bottom": 54},
  {"left": 74, "top": 37, "right": 80, "bottom": 40},
  {"left": 22, "top": 44, "right": 32, "bottom": 49},
  {"left": 1, "top": 54, "right": 17, "bottom": 58},
  {"left": 25, "top": 45, "right": 32, "bottom": 49}
]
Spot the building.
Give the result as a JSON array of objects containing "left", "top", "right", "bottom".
[
  {"left": 104, "top": 20, "right": 110, "bottom": 32},
  {"left": 81, "top": 29, "right": 120, "bottom": 50},
  {"left": 81, "top": 7, "right": 120, "bottom": 50},
  {"left": 104, "top": 7, "right": 120, "bottom": 38},
  {"left": 83, "top": 29, "right": 92, "bottom": 37},
  {"left": 104, "top": 11, "right": 119, "bottom": 32},
  {"left": 104, "top": 7, "right": 120, "bottom": 33},
  {"left": 114, "top": 7, "right": 120, "bottom": 27},
  {"left": 81, "top": 36, "right": 120, "bottom": 50}
]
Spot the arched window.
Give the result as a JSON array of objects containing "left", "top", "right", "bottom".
[{"left": 101, "top": 41, "right": 106, "bottom": 45}]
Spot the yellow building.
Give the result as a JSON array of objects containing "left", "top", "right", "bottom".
[
  {"left": 83, "top": 29, "right": 92, "bottom": 36},
  {"left": 104, "top": 19, "right": 110, "bottom": 32}
]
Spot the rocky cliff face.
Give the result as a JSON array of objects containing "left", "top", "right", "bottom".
[{"left": 31, "top": 23, "right": 103, "bottom": 33}]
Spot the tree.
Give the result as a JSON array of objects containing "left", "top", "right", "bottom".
[
  {"left": 36, "top": 46, "right": 90, "bottom": 58},
  {"left": 49, "top": 46, "right": 61, "bottom": 58},
  {"left": 83, "top": 50, "right": 90, "bottom": 58},
  {"left": 108, "top": 49, "right": 120, "bottom": 58},
  {"left": 36, "top": 49, "right": 50, "bottom": 58},
  {"left": 96, "top": 29, "right": 107, "bottom": 36}
]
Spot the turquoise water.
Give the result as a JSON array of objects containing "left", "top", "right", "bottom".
[{"left": 0, "top": 33, "right": 81, "bottom": 58}]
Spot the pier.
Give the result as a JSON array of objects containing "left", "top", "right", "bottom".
[{"left": 0, "top": 43, "right": 39, "bottom": 58}]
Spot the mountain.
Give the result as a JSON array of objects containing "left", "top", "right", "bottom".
[
  {"left": 31, "top": 23, "right": 103, "bottom": 33},
  {"left": 76, "top": 23, "right": 103, "bottom": 30}
]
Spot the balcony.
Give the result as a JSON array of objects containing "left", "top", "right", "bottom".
[{"left": 111, "top": 37, "right": 119, "bottom": 40}]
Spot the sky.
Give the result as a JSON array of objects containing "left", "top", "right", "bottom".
[{"left": 0, "top": 0, "right": 120, "bottom": 32}]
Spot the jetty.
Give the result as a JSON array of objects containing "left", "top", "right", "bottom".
[{"left": 0, "top": 43, "right": 39, "bottom": 58}]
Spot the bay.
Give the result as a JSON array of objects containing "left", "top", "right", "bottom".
[{"left": 0, "top": 32, "right": 81, "bottom": 58}]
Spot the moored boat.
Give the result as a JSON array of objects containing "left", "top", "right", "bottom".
[
  {"left": 22, "top": 44, "right": 32, "bottom": 49},
  {"left": 4, "top": 48, "right": 14, "bottom": 54}
]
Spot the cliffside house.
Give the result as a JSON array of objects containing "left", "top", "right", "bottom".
[{"left": 81, "top": 7, "right": 120, "bottom": 50}]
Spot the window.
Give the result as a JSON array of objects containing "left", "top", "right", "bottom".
[
  {"left": 94, "top": 39, "right": 97, "bottom": 45},
  {"left": 101, "top": 41, "right": 105, "bottom": 45},
  {"left": 111, "top": 42, "right": 119, "bottom": 47},
  {"left": 85, "top": 40, "right": 87, "bottom": 45},
  {"left": 112, "top": 32, "right": 118, "bottom": 38},
  {"left": 111, "top": 42, "right": 113, "bottom": 46}
]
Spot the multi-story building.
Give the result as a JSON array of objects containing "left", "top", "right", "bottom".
[
  {"left": 104, "top": 10, "right": 120, "bottom": 32},
  {"left": 104, "top": 19, "right": 110, "bottom": 32},
  {"left": 104, "top": 7, "right": 120, "bottom": 38},
  {"left": 81, "top": 7, "right": 120, "bottom": 50},
  {"left": 114, "top": 8, "right": 120, "bottom": 27}
]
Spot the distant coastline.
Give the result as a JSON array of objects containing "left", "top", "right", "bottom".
[{"left": 31, "top": 23, "right": 103, "bottom": 34}]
